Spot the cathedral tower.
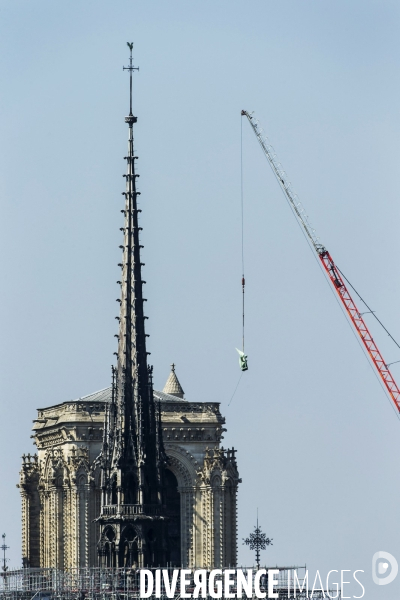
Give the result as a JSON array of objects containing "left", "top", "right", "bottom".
[
  {"left": 97, "top": 44, "right": 168, "bottom": 568},
  {"left": 19, "top": 46, "right": 240, "bottom": 571}
]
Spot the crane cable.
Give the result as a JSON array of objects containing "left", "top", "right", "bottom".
[
  {"left": 234, "top": 118, "right": 248, "bottom": 372},
  {"left": 229, "top": 117, "right": 247, "bottom": 406},
  {"left": 241, "top": 115, "right": 245, "bottom": 354},
  {"left": 336, "top": 267, "right": 400, "bottom": 353}
]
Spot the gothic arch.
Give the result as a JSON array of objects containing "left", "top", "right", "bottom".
[
  {"left": 164, "top": 445, "right": 197, "bottom": 488},
  {"left": 75, "top": 461, "right": 89, "bottom": 483},
  {"left": 99, "top": 526, "right": 116, "bottom": 568},
  {"left": 164, "top": 446, "right": 197, "bottom": 567},
  {"left": 78, "top": 473, "right": 87, "bottom": 486},
  {"left": 211, "top": 473, "right": 222, "bottom": 488},
  {"left": 101, "top": 526, "right": 116, "bottom": 542},
  {"left": 42, "top": 448, "right": 67, "bottom": 487}
]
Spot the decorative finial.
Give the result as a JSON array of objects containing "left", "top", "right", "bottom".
[
  {"left": 243, "top": 513, "right": 273, "bottom": 570},
  {"left": 1, "top": 533, "right": 9, "bottom": 573},
  {"left": 163, "top": 364, "right": 184, "bottom": 398},
  {"left": 123, "top": 42, "right": 139, "bottom": 116}
]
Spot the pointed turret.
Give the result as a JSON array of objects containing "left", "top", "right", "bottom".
[
  {"left": 163, "top": 364, "right": 185, "bottom": 399},
  {"left": 98, "top": 44, "right": 168, "bottom": 569}
]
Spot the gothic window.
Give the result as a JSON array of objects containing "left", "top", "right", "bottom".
[
  {"left": 212, "top": 474, "right": 221, "bottom": 488},
  {"left": 102, "top": 527, "right": 116, "bottom": 568},
  {"left": 119, "top": 526, "right": 138, "bottom": 568},
  {"left": 165, "top": 469, "right": 181, "bottom": 566},
  {"left": 111, "top": 475, "right": 117, "bottom": 504},
  {"left": 105, "top": 527, "right": 115, "bottom": 542},
  {"left": 124, "top": 472, "right": 137, "bottom": 504}
]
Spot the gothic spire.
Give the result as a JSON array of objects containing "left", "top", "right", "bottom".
[
  {"left": 115, "top": 42, "right": 150, "bottom": 449},
  {"left": 104, "top": 43, "right": 157, "bottom": 485},
  {"left": 98, "top": 45, "right": 168, "bottom": 568}
]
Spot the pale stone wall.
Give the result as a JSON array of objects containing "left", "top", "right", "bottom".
[{"left": 19, "top": 389, "right": 240, "bottom": 569}]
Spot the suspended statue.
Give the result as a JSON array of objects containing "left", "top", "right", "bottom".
[{"left": 236, "top": 348, "right": 248, "bottom": 372}]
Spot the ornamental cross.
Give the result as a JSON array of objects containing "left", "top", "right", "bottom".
[
  {"left": 243, "top": 515, "right": 272, "bottom": 570},
  {"left": 123, "top": 42, "right": 139, "bottom": 116},
  {"left": 1, "top": 534, "right": 9, "bottom": 574}
]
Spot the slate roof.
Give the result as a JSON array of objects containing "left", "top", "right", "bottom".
[
  {"left": 73, "top": 386, "right": 186, "bottom": 404},
  {"left": 75, "top": 387, "right": 112, "bottom": 403},
  {"left": 37, "top": 383, "right": 189, "bottom": 413},
  {"left": 154, "top": 389, "right": 186, "bottom": 403}
]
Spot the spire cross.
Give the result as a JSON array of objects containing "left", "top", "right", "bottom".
[
  {"left": 123, "top": 42, "right": 139, "bottom": 116},
  {"left": 1, "top": 534, "right": 9, "bottom": 573},
  {"left": 243, "top": 512, "right": 273, "bottom": 570}
]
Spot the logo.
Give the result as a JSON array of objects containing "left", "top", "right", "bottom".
[{"left": 372, "top": 551, "right": 398, "bottom": 586}]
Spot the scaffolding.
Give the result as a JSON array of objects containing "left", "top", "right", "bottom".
[{"left": 0, "top": 567, "right": 340, "bottom": 600}]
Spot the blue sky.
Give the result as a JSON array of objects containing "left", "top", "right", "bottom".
[{"left": 1, "top": 1, "right": 400, "bottom": 596}]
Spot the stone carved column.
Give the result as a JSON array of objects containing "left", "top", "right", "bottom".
[
  {"left": 18, "top": 454, "right": 41, "bottom": 567},
  {"left": 20, "top": 491, "right": 29, "bottom": 564},
  {"left": 197, "top": 447, "right": 240, "bottom": 569},
  {"left": 178, "top": 488, "right": 194, "bottom": 568}
]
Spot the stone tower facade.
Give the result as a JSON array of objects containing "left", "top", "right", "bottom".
[
  {"left": 18, "top": 46, "right": 240, "bottom": 570},
  {"left": 19, "top": 374, "right": 240, "bottom": 568}
]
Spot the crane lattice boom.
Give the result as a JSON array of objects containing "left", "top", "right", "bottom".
[{"left": 241, "top": 110, "right": 400, "bottom": 413}]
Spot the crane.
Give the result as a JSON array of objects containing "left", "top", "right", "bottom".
[{"left": 241, "top": 110, "right": 400, "bottom": 414}]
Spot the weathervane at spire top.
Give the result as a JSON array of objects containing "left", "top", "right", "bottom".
[{"left": 123, "top": 42, "right": 139, "bottom": 116}]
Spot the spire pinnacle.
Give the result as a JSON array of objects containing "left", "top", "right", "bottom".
[
  {"left": 123, "top": 42, "right": 139, "bottom": 116},
  {"left": 115, "top": 43, "right": 148, "bottom": 425},
  {"left": 104, "top": 42, "right": 154, "bottom": 485}
]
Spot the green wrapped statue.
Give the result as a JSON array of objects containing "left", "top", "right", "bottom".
[{"left": 236, "top": 348, "right": 248, "bottom": 372}]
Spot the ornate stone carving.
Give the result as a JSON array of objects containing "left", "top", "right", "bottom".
[{"left": 20, "top": 393, "right": 239, "bottom": 569}]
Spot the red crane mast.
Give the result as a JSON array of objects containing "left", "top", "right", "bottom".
[{"left": 241, "top": 110, "right": 400, "bottom": 413}]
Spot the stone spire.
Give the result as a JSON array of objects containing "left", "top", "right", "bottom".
[
  {"left": 114, "top": 42, "right": 150, "bottom": 471},
  {"left": 98, "top": 44, "right": 168, "bottom": 569},
  {"left": 163, "top": 364, "right": 185, "bottom": 399}
]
